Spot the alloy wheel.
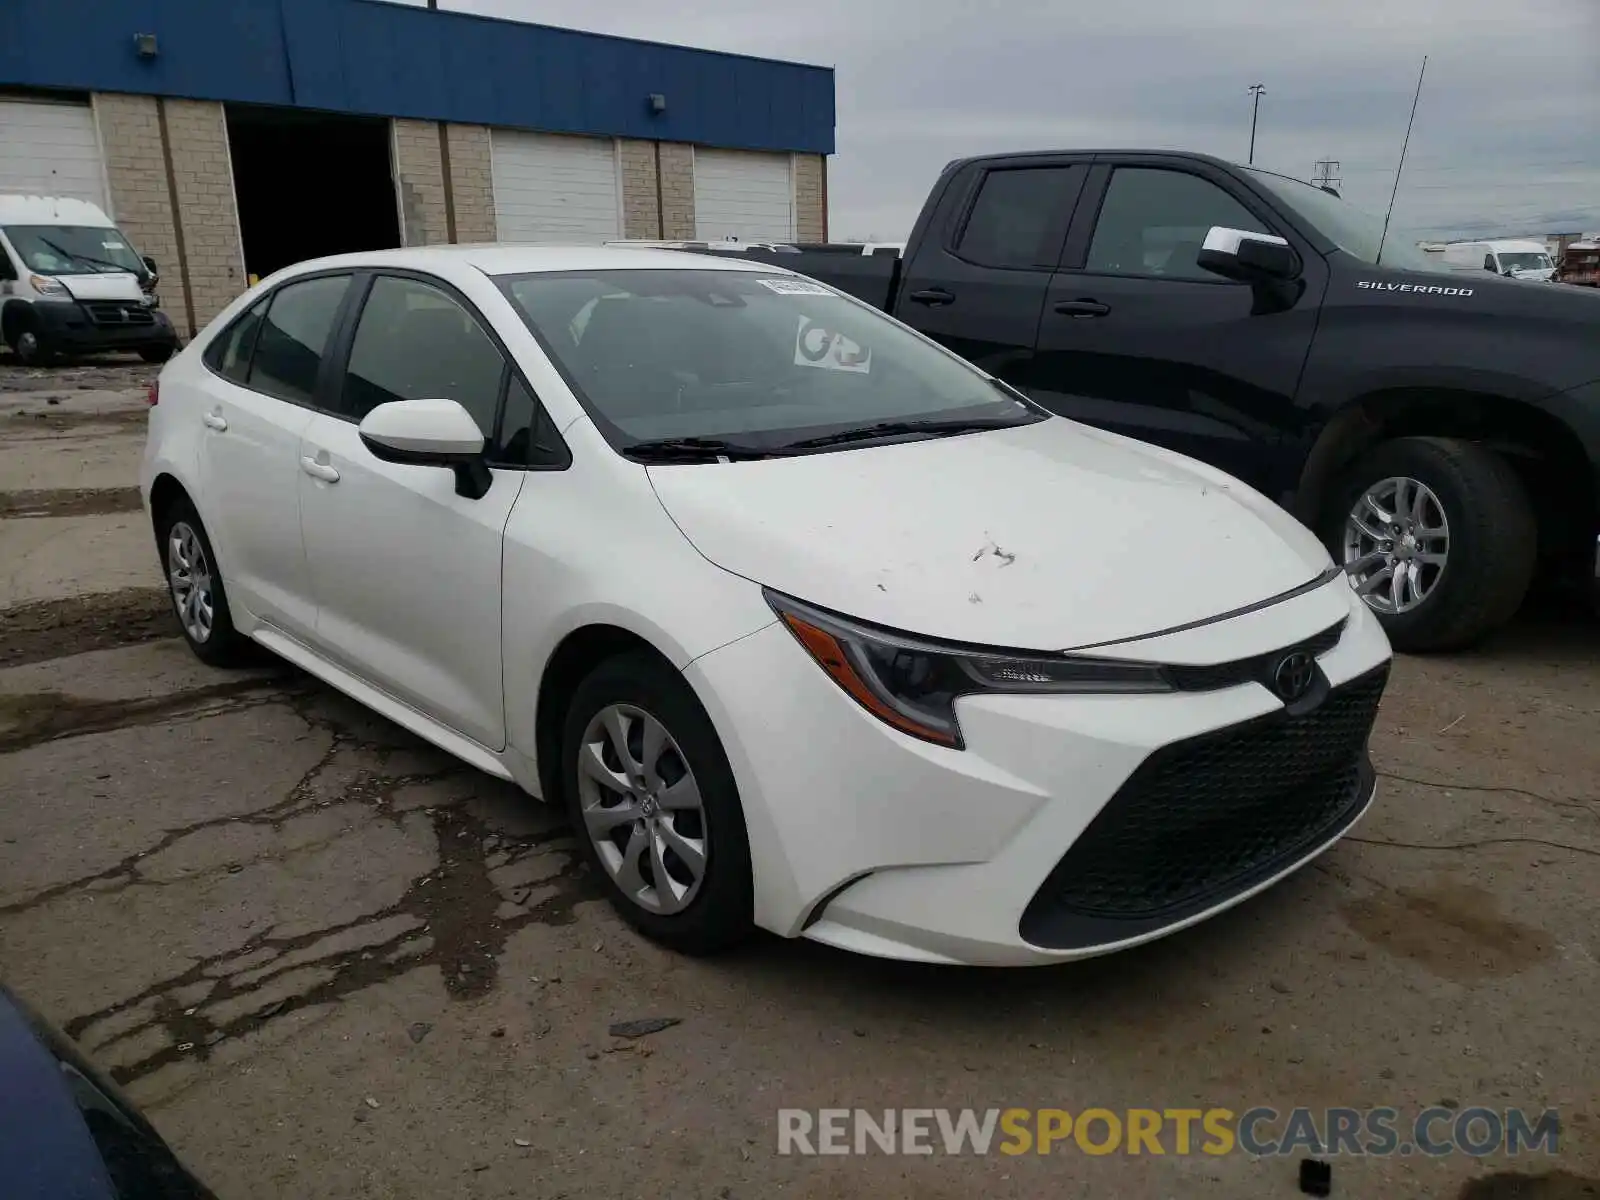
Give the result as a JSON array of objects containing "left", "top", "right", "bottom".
[
  {"left": 575, "top": 703, "right": 708, "bottom": 915},
  {"left": 167, "top": 521, "right": 215, "bottom": 643},
  {"left": 1342, "top": 475, "right": 1450, "bottom": 614}
]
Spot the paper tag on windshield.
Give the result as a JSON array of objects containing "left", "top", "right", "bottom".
[
  {"left": 758, "top": 277, "right": 832, "bottom": 296},
  {"left": 102, "top": 241, "right": 127, "bottom": 250},
  {"left": 794, "top": 316, "right": 871, "bottom": 373}
]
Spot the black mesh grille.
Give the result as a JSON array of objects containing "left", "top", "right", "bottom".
[
  {"left": 84, "top": 300, "right": 155, "bottom": 326},
  {"left": 1020, "top": 664, "right": 1387, "bottom": 950},
  {"left": 1166, "top": 618, "right": 1345, "bottom": 693}
]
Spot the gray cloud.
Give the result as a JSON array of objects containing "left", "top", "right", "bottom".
[{"left": 414, "top": 0, "right": 1600, "bottom": 241}]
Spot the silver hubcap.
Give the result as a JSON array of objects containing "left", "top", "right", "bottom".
[
  {"left": 17, "top": 331, "right": 38, "bottom": 356},
  {"left": 1342, "top": 475, "right": 1450, "bottom": 614},
  {"left": 167, "top": 521, "right": 215, "bottom": 643},
  {"left": 576, "top": 704, "right": 708, "bottom": 915}
]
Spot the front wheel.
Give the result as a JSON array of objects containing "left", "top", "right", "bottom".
[
  {"left": 1327, "top": 436, "right": 1536, "bottom": 652},
  {"left": 560, "top": 651, "right": 754, "bottom": 955},
  {"left": 9, "top": 321, "right": 53, "bottom": 366}
]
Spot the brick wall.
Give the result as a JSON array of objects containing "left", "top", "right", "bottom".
[
  {"left": 618, "top": 140, "right": 660, "bottom": 239},
  {"left": 392, "top": 118, "right": 449, "bottom": 246},
  {"left": 163, "top": 99, "right": 245, "bottom": 331},
  {"left": 92, "top": 94, "right": 188, "bottom": 329},
  {"left": 93, "top": 94, "right": 244, "bottom": 337},
  {"left": 658, "top": 142, "right": 696, "bottom": 240},
  {"left": 794, "top": 153, "right": 826, "bottom": 242},
  {"left": 446, "top": 123, "right": 496, "bottom": 243}
]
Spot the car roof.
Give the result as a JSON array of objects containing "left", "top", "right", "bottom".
[
  {"left": 0, "top": 194, "right": 115, "bottom": 226},
  {"left": 279, "top": 243, "right": 795, "bottom": 279}
]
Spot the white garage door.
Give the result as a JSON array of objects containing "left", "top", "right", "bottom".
[
  {"left": 694, "top": 150, "right": 794, "bottom": 242},
  {"left": 0, "top": 98, "right": 107, "bottom": 209},
  {"left": 491, "top": 131, "right": 620, "bottom": 244}
]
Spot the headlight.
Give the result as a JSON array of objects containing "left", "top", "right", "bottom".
[
  {"left": 29, "top": 274, "right": 69, "bottom": 297},
  {"left": 766, "top": 590, "right": 1172, "bottom": 749}
]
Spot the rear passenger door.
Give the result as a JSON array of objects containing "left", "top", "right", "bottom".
[
  {"left": 893, "top": 159, "right": 1089, "bottom": 387},
  {"left": 296, "top": 271, "right": 546, "bottom": 751},
  {"left": 196, "top": 272, "right": 354, "bottom": 639},
  {"left": 1032, "top": 159, "right": 1326, "bottom": 496}
]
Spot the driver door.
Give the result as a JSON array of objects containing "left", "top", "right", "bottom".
[{"left": 296, "top": 272, "right": 526, "bottom": 750}]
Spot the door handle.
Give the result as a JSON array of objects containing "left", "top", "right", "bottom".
[
  {"left": 1053, "top": 299, "right": 1111, "bottom": 318},
  {"left": 300, "top": 456, "right": 340, "bottom": 483},
  {"left": 202, "top": 412, "right": 228, "bottom": 431},
  {"left": 1049, "top": 300, "right": 1113, "bottom": 320},
  {"left": 908, "top": 287, "right": 955, "bottom": 306}
]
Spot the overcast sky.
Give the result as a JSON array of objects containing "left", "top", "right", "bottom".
[{"left": 410, "top": 0, "right": 1599, "bottom": 242}]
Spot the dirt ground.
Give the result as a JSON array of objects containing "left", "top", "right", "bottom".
[{"left": 1, "top": 355, "right": 1596, "bottom": 1199}]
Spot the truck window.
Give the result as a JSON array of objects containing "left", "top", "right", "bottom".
[
  {"left": 1483, "top": 254, "right": 1497, "bottom": 272},
  {"left": 956, "top": 168, "right": 1079, "bottom": 270},
  {"left": 1086, "top": 168, "right": 1267, "bottom": 282}
]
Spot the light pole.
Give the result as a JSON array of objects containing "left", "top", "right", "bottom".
[{"left": 1247, "top": 84, "right": 1265, "bottom": 165}]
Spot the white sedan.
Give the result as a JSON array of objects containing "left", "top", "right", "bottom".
[{"left": 140, "top": 245, "right": 1392, "bottom": 966}]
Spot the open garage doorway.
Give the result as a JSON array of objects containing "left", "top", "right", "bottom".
[{"left": 226, "top": 106, "right": 401, "bottom": 280}]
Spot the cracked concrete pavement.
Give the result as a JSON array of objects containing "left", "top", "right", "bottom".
[{"left": 1, "top": 356, "right": 1596, "bottom": 1199}]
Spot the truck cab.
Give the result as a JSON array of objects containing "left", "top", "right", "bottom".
[
  {"left": 0, "top": 194, "right": 180, "bottom": 365},
  {"left": 1441, "top": 238, "right": 1558, "bottom": 282}
]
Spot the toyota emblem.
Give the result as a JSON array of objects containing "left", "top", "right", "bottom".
[{"left": 1271, "top": 650, "right": 1316, "bottom": 703}]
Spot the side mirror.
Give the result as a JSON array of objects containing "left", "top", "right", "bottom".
[
  {"left": 142, "top": 255, "right": 158, "bottom": 275},
  {"left": 358, "top": 398, "right": 492, "bottom": 500},
  {"left": 1196, "top": 226, "right": 1299, "bottom": 284}
]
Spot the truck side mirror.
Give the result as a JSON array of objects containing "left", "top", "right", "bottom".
[
  {"left": 1196, "top": 227, "right": 1298, "bottom": 284},
  {"left": 142, "top": 255, "right": 158, "bottom": 275}
]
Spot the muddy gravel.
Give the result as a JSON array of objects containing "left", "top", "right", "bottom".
[{"left": 0, "top": 587, "right": 175, "bottom": 668}]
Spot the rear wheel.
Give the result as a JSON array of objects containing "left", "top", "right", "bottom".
[
  {"left": 1327, "top": 436, "right": 1536, "bottom": 652},
  {"left": 560, "top": 651, "right": 754, "bottom": 955},
  {"left": 155, "top": 496, "right": 253, "bottom": 666}
]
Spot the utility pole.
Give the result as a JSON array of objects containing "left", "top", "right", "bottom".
[
  {"left": 1247, "top": 84, "right": 1266, "bottom": 165},
  {"left": 1312, "top": 159, "right": 1342, "bottom": 191},
  {"left": 1378, "top": 55, "right": 1429, "bottom": 265}
]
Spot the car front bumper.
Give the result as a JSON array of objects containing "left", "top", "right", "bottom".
[
  {"left": 32, "top": 298, "right": 179, "bottom": 352},
  {"left": 687, "top": 575, "right": 1393, "bottom": 966}
]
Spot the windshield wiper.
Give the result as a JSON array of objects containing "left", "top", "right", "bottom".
[
  {"left": 782, "top": 417, "right": 1027, "bottom": 452},
  {"left": 623, "top": 436, "right": 777, "bottom": 463},
  {"left": 37, "top": 237, "right": 129, "bottom": 275}
]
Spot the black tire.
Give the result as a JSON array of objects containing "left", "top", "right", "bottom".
[
  {"left": 154, "top": 495, "right": 254, "bottom": 667},
  {"left": 1324, "top": 436, "right": 1536, "bottom": 652},
  {"left": 560, "top": 651, "right": 754, "bottom": 954},
  {"left": 8, "top": 315, "right": 53, "bottom": 366},
  {"left": 139, "top": 344, "right": 175, "bottom": 364}
]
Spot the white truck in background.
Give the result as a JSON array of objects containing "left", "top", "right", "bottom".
[{"left": 1440, "top": 238, "right": 1558, "bottom": 281}]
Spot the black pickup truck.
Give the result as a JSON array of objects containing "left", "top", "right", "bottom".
[{"left": 702, "top": 150, "right": 1600, "bottom": 651}]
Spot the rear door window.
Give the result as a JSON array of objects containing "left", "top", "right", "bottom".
[
  {"left": 247, "top": 274, "right": 353, "bottom": 406},
  {"left": 957, "top": 167, "right": 1084, "bottom": 270}
]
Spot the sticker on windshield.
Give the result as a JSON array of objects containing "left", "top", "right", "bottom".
[
  {"left": 758, "top": 277, "right": 833, "bottom": 296},
  {"left": 795, "top": 316, "right": 871, "bottom": 374},
  {"left": 102, "top": 241, "right": 127, "bottom": 251}
]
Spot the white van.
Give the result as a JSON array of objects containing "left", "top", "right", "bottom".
[
  {"left": 0, "top": 195, "right": 181, "bottom": 364},
  {"left": 1440, "top": 238, "right": 1557, "bottom": 282}
]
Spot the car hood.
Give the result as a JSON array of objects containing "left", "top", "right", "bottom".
[
  {"left": 647, "top": 418, "right": 1335, "bottom": 651},
  {"left": 53, "top": 272, "right": 146, "bottom": 301}
]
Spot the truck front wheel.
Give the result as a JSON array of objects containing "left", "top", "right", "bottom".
[{"left": 1326, "top": 436, "right": 1536, "bottom": 652}]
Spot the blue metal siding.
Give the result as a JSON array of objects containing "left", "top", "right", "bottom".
[{"left": 0, "top": 0, "right": 835, "bottom": 154}]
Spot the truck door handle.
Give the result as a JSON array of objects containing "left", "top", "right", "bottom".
[
  {"left": 908, "top": 287, "right": 955, "bottom": 306},
  {"left": 202, "top": 412, "right": 228, "bottom": 431},
  {"left": 1054, "top": 299, "right": 1111, "bottom": 318},
  {"left": 300, "top": 456, "right": 340, "bottom": 484}
]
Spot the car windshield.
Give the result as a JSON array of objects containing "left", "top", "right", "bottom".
[
  {"left": 1244, "top": 171, "right": 1444, "bottom": 273},
  {"left": 1498, "top": 252, "right": 1552, "bottom": 272},
  {"left": 3, "top": 225, "right": 145, "bottom": 276},
  {"left": 497, "top": 269, "right": 1042, "bottom": 452}
]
